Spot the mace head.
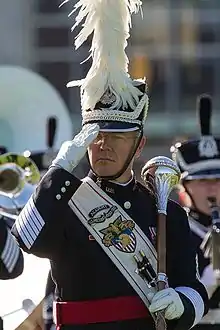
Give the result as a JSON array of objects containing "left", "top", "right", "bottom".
[
  {"left": 141, "top": 156, "right": 180, "bottom": 177},
  {"left": 141, "top": 156, "right": 181, "bottom": 214}
]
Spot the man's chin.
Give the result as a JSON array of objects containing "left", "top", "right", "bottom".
[{"left": 94, "top": 165, "right": 117, "bottom": 178}]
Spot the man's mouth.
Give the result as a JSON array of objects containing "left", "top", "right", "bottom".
[{"left": 97, "top": 158, "right": 115, "bottom": 162}]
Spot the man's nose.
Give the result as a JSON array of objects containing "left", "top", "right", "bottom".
[{"left": 96, "top": 135, "right": 110, "bottom": 150}]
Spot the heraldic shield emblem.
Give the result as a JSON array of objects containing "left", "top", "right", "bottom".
[{"left": 100, "top": 216, "right": 137, "bottom": 253}]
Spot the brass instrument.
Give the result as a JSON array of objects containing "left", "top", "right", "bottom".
[{"left": 0, "top": 152, "right": 41, "bottom": 220}]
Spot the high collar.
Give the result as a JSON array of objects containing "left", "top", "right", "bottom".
[
  {"left": 189, "top": 208, "right": 212, "bottom": 227},
  {"left": 87, "top": 170, "right": 137, "bottom": 196}
]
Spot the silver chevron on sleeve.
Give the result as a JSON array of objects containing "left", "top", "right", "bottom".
[
  {"left": 15, "top": 197, "right": 45, "bottom": 249},
  {"left": 1, "top": 229, "right": 20, "bottom": 273}
]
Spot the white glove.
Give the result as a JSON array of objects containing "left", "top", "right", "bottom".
[
  {"left": 149, "top": 288, "right": 184, "bottom": 320},
  {"left": 52, "top": 123, "right": 100, "bottom": 173}
]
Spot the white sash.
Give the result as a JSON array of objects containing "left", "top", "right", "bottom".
[
  {"left": 188, "top": 217, "right": 209, "bottom": 240},
  {"left": 68, "top": 177, "right": 157, "bottom": 313}
]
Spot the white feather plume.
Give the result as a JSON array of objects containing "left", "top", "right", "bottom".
[{"left": 61, "top": 0, "right": 143, "bottom": 111}]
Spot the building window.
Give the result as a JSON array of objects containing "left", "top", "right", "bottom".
[
  {"left": 148, "top": 60, "right": 166, "bottom": 113},
  {"left": 129, "top": 56, "right": 166, "bottom": 112},
  {"left": 37, "top": 1, "right": 63, "bottom": 13},
  {"left": 37, "top": 62, "right": 70, "bottom": 106},
  {"left": 199, "top": 24, "right": 215, "bottom": 44},
  {"left": 179, "top": 59, "right": 215, "bottom": 112},
  {"left": 36, "top": 27, "right": 70, "bottom": 47}
]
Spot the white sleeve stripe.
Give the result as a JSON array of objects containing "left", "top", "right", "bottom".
[
  {"left": 16, "top": 214, "right": 32, "bottom": 249},
  {"left": 1, "top": 229, "right": 20, "bottom": 273},
  {"left": 2, "top": 232, "right": 13, "bottom": 270},
  {"left": 19, "top": 210, "right": 35, "bottom": 246},
  {"left": 4, "top": 234, "right": 14, "bottom": 266},
  {"left": 7, "top": 239, "right": 20, "bottom": 272},
  {"left": 26, "top": 201, "right": 42, "bottom": 233},
  {"left": 15, "top": 196, "right": 45, "bottom": 249},
  {"left": 175, "top": 286, "right": 204, "bottom": 327},
  {"left": 20, "top": 212, "right": 35, "bottom": 243},
  {"left": 22, "top": 206, "right": 39, "bottom": 239},
  {"left": 18, "top": 198, "right": 44, "bottom": 246},
  {"left": 30, "top": 197, "right": 45, "bottom": 226}
]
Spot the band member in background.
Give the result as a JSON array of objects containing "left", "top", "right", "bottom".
[
  {"left": 171, "top": 95, "right": 220, "bottom": 311},
  {"left": 12, "top": 0, "right": 208, "bottom": 329}
]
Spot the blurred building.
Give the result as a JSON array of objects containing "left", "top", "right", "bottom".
[{"left": 1, "top": 0, "right": 220, "bottom": 163}]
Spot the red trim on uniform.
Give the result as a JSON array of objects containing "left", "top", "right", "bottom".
[{"left": 54, "top": 296, "right": 150, "bottom": 327}]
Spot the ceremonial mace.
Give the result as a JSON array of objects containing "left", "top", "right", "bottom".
[{"left": 141, "top": 156, "right": 181, "bottom": 330}]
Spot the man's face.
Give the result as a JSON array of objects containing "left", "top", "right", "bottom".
[
  {"left": 185, "top": 179, "right": 220, "bottom": 215},
  {"left": 88, "top": 131, "right": 144, "bottom": 177}
]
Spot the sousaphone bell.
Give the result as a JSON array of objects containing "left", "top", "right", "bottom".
[{"left": 0, "top": 152, "right": 40, "bottom": 221}]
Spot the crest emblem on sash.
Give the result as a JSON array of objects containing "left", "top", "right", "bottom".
[
  {"left": 100, "top": 216, "right": 136, "bottom": 253},
  {"left": 88, "top": 205, "right": 117, "bottom": 225}
]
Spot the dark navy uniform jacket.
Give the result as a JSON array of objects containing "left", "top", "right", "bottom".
[
  {"left": 12, "top": 167, "right": 209, "bottom": 329},
  {"left": 43, "top": 270, "right": 56, "bottom": 330},
  {"left": 0, "top": 218, "right": 24, "bottom": 279},
  {"left": 189, "top": 210, "right": 220, "bottom": 310}
]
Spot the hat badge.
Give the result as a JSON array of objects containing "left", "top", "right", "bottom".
[{"left": 198, "top": 136, "right": 219, "bottom": 158}]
